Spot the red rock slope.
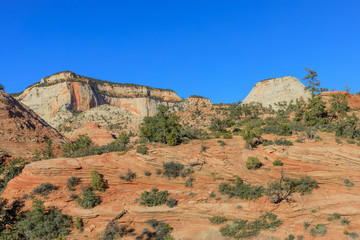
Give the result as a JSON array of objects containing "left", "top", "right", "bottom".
[{"left": 0, "top": 90, "right": 68, "bottom": 161}]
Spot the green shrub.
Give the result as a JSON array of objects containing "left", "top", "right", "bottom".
[
  {"left": 145, "top": 219, "right": 174, "bottom": 240},
  {"left": 67, "top": 176, "right": 81, "bottom": 191},
  {"left": 344, "top": 179, "right": 354, "bottom": 187},
  {"left": 74, "top": 217, "right": 83, "bottom": 231},
  {"left": 219, "top": 176, "right": 264, "bottom": 200},
  {"left": 140, "top": 105, "right": 182, "bottom": 146},
  {"left": 209, "top": 216, "right": 228, "bottom": 224},
  {"left": 347, "top": 139, "right": 356, "bottom": 144},
  {"left": 274, "top": 138, "right": 293, "bottom": 146},
  {"left": 284, "top": 176, "right": 319, "bottom": 195},
  {"left": 184, "top": 177, "right": 194, "bottom": 188},
  {"left": 327, "top": 213, "right": 341, "bottom": 221},
  {"left": 273, "top": 159, "right": 283, "bottom": 166},
  {"left": 217, "top": 140, "right": 225, "bottom": 146},
  {"left": 349, "top": 232, "right": 359, "bottom": 239},
  {"left": 137, "top": 145, "right": 148, "bottom": 155},
  {"left": 76, "top": 188, "right": 101, "bottom": 209},
  {"left": 223, "top": 133, "right": 233, "bottom": 139},
  {"left": 295, "top": 138, "right": 304, "bottom": 143},
  {"left": 246, "top": 157, "right": 262, "bottom": 170},
  {"left": 200, "top": 144, "right": 207, "bottom": 152},
  {"left": 120, "top": 169, "right": 136, "bottom": 182},
  {"left": 219, "top": 212, "right": 282, "bottom": 239},
  {"left": 344, "top": 230, "right": 349, "bottom": 235},
  {"left": 209, "top": 118, "right": 234, "bottom": 133},
  {"left": 310, "top": 228, "right": 317, "bottom": 237},
  {"left": 262, "top": 140, "right": 274, "bottom": 146},
  {"left": 32, "top": 183, "right": 59, "bottom": 196},
  {"left": 166, "top": 198, "right": 178, "bottom": 208},
  {"left": 341, "top": 217, "right": 350, "bottom": 225},
  {"left": 163, "top": 161, "right": 184, "bottom": 178},
  {"left": 91, "top": 170, "right": 106, "bottom": 192},
  {"left": 285, "top": 234, "right": 295, "bottom": 240},
  {"left": 276, "top": 124, "right": 292, "bottom": 136},
  {"left": 0, "top": 157, "right": 26, "bottom": 193},
  {"left": 155, "top": 168, "right": 162, "bottom": 175},
  {"left": 15, "top": 199, "right": 72, "bottom": 240},
  {"left": 140, "top": 188, "right": 169, "bottom": 207},
  {"left": 315, "top": 224, "right": 326, "bottom": 235},
  {"left": 144, "top": 171, "right": 152, "bottom": 177},
  {"left": 303, "top": 221, "right": 310, "bottom": 230}
]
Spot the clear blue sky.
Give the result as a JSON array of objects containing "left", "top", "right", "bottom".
[{"left": 1, "top": 0, "right": 359, "bottom": 103}]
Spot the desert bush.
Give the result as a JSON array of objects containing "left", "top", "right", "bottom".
[
  {"left": 315, "top": 224, "right": 326, "bottom": 235},
  {"left": 163, "top": 161, "right": 184, "bottom": 178},
  {"left": 120, "top": 169, "right": 136, "bottom": 182},
  {"left": 76, "top": 188, "right": 100, "bottom": 209},
  {"left": 223, "top": 133, "right": 233, "bottom": 139},
  {"left": 137, "top": 145, "right": 148, "bottom": 155},
  {"left": 276, "top": 123, "right": 292, "bottom": 136},
  {"left": 140, "top": 188, "right": 169, "bottom": 207},
  {"left": 209, "top": 118, "right": 234, "bottom": 133},
  {"left": 102, "top": 211, "right": 132, "bottom": 240},
  {"left": 74, "top": 217, "right": 83, "bottom": 232},
  {"left": 327, "top": 213, "right": 341, "bottom": 221},
  {"left": 184, "top": 177, "right": 194, "bottom": 188},
  {"left": 91, "top": 170, "right": 106, "bottom": 192},
  {"left": 144, "top": 171, "right": 152, "bottom": 177},
  {"left": 145, "top": 219, "right": 174, "bottom": 240},
  {"left": 262, "top": 140, "right": 274, "bottom": 146},
  {"left": 209, "top": 216, "right": 228, "bottom": 224},
  {"left": 344, "top": 179, "right": 354, "bottom": 187},
  {"left": 274, "top": 138, "right": 293, "bottom": 146},
  {"left": 273, "top": 159, "right": 283, "bottom": 166},
  {"left": 166, "top": 198, "right": 178, "bottom": 208},
  {"left": 219, "top": 212, "right": 282, "bottom": 239},
  {"left": 67, "top": 176, "right": 81, "bottom": 191},
  {"left": 32, "top": 183, "right": 59, "bottom": 196},
  {"left": 219, "top": 176, "right": 264, "bottom": 200},
  {"left": 303, "top": 221, "right": 310, "bottom": 230},
  {"left": 15, "top": 199, "right": 72, "bottom": 240},
  {"left": 341, "top": 217, "right": 350, "bottom": 225},
  {"left": 246, "top": 157, "right": 262, "bottom": 170},
  {"left": 0, "top": 157, "right": 26, "bottom": 193},
  {"left": 140, "top": 105, "right": 182, "bottom": 146},
  {"left": 155, "top": 168, "right": 162, "bottom": 175},
  {"left": 217, "top": 140, "right": 225, "bottom": 146},
  {"left": 349, "top": 232, "right": 359, "bottom": 239},
  {"left": 285, "top": 234, "right": 295, "bottom": 240}
]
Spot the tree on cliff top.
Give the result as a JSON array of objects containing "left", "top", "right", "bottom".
[
  {"left": 0, "top": 84, "right": 4, "bottom": 91},
  {"left": 303, "top": 68, "right": 327, "bottom": 95}
]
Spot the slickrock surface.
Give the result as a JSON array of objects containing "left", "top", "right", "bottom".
[
  {"left": 2, "top": 135, "right": 360, "bottom": 239},
  {"left": 0, "top": 90, "right": 68, "bottom": 161},
  {"left": 243, "top": 76, "right": 312, "bottom": 108}
]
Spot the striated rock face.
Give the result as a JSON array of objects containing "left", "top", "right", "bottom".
[
  {"left": 2, "top": 135, "right": 360, "bottom": 239},
  {"left": 242, "top": 76, "right": 311, "bottom": 108},
  {"left": 0, "top": 90, "right": 68, "bottom": 160},
  {"left": 16, "top": 71, "right": 184, "bottom": 126}
]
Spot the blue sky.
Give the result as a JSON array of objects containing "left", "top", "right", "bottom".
[{"left": 1, "top": 0, "right": 359, "bottom": 103}]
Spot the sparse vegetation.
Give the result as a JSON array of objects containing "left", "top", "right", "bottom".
[
  {"left": 15, "top": 199, "right": 72, "bottom": 240},
  {"left": 137, "top": 145, "right": 148, "bottom": 155},
  {"left": 143, "top": 219, "right": 174, "bottom": 240},
  {"left": 163, "top": 161, "right": 184, "bottom": 178},
  {"left": 246, "top": 157, "right": 262, "bottom": 170},
  {"left": 209, "top": 216, "right": 228, "bottom": 224},
  {"left": 32, "top": 183, "right": 59, "bottom": 196},
  {"left": 140, "top": 188, "right": 170, "bottom": 207},
  {"left": 273, "top": 159, "right": 283, "bottom": 166},
  {"left": 91, "top": 170, "right": 106, "bottom": 192},
  {"left": 76, "top": 188, "right": 101, "bottom": 209},
  {"left": 120, "top": 169, "right": 136, "bottom": 182},
  {"left": 344, "top": 178, "right": 354, "bottom": 187},
  {"left": 67, "top": 176, "right": 81, "bottom": 191},
  {"left": 219, "top": 176, "right": 264, "bottom": 200},
  {"left": 166, "top": 198, "right": 178, "bottom": 208},
  {"left": 218, "top": 212, "right": 282, "bottom": 239}
]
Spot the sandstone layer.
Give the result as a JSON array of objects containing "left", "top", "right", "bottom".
[
  {"left": 243, "top": 76, "right": 312, "bottom": 108},
  {"left": 2, "top": 134, "right": 360, "bottom": 239},
  {"left": 0, "top": 90, "right": 68, "bottom": 161},
  {"left": 16, "top": 71, "right": 184, "bottom": 127}
]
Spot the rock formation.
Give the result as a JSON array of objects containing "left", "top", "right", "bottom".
[
  {"left": 16, "top": 71, "right": 184, "bottom": 127},
  {"left": 0, "top": 90, "right": 68, "bottom": 161},
  {"left": 242, "top": 76, "right": 311, "bottom": 108}
]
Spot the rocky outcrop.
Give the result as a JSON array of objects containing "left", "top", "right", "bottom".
[
  {"left": 16, "top": 71, "right": 184, "bottom": 127},
  {"left": 243, "top": 76, "right": 311, "bottom": 108},
  {"left": 0, "top": 90, "right": 68, "bottom": 160}
]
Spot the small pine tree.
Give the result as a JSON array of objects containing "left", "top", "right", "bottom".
[
  {"left": 90, "top": 170, "right": 106, "bottom": 192},
  {"left": 303, "top": 68, "right": 327, "bottom": 95}
]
